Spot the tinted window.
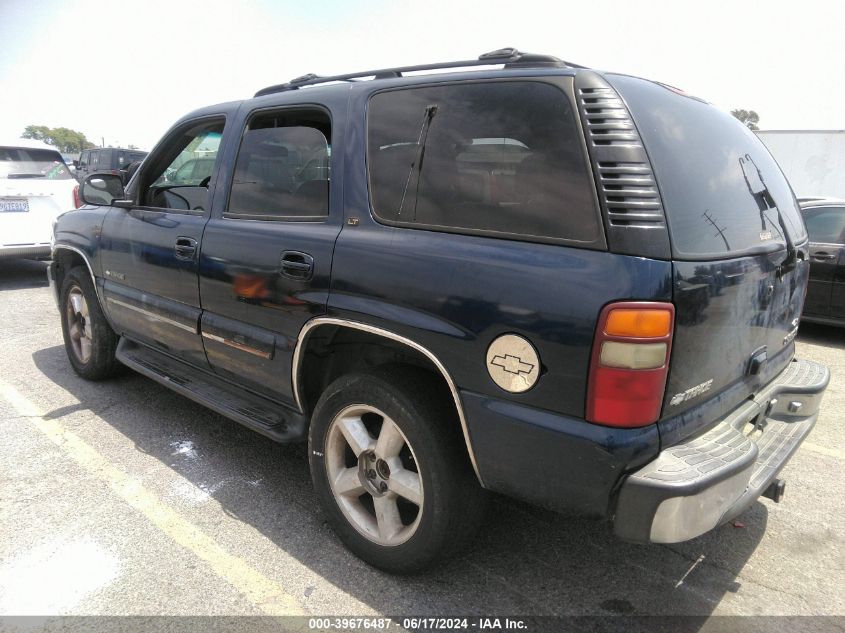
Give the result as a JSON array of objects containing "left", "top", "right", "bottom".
[
  {"left": 608, "top": 74, "right": 807, "bottom": 259},
  {"left": 367, "top": 81, "right": 600, "bottom": 243},
  {"left": 90, "top": 151, "right": 99, "bottom": 169},
  {"left": 226, "top": 110, "right": 330, "bottom": 220},
  {"left": 0, "top": 147, "right": 73, "bottom": 180},
  {"left": 803, "top": 207, "right": 845, "bottom": 244}
]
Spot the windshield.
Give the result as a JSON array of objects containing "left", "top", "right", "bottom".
[
  {"left": 0, "top": 147, "right": 73, "bottom": 180},
  {"left": 607, "top": 74, "right": 807, "bottom": 259}
]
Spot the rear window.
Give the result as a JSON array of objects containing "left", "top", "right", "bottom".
[
  {"left": 367, "top": 81, "right": 601, "bottom": 245},
  {"left": 607, "top": 74, "right": 807, "bottom": 259},
  {"left": 0, "top": 147, "right": 73, "bottom": 180}
]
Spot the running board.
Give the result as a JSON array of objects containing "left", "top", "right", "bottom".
[{"left": 116, "top": 338, "right": 307, "bottom": 443}]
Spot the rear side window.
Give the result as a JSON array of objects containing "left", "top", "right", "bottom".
[
  {"left": 226, "top": 109, "right": 331, "bottom": 220},
  {"left": 607, "top": 74, "right": 807, "bottom": 259},
  {"left": 803, "top": 207, "right": 845, "bottom": 244},
  {"left": 367, "top": 81, "right": 600, "bottom": 244}
]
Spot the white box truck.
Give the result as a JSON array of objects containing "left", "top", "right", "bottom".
[{"left": 756, "top": 130, "right": 845, "bottom": 199}]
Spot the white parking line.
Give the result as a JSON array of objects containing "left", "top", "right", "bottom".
[{"left": 0, "top": 379, "right": 306, "bottom": 616}]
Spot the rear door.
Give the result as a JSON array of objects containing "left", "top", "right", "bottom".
[
  {"left": 801, "top": 205, "right": 845, "bottom": 318},
  {"left": 607, "top": 75, "right": 810, "bottom": 442},
  {"left": 99, "top": 114, "right": 231, "bottom": 368},
  {"left": 197, "top": 97, "right": 345, "bottom": 404}
]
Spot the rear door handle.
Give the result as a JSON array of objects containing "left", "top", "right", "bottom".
[
  {"left": 280, "top": 251, "right": 314, "bottom": 280},
  {"left": 812, "top": 251, "right": 837, "bottom": 261},
  {"left": 175, "top": 236, "right": 198, "bottom": 260}
]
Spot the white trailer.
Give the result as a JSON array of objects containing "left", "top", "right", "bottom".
[{"left": 756, "top": 130, "right": 845, "bottom": 199}]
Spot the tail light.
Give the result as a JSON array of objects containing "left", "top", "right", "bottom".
[
  {"left": 72, "top": 184, "right": 82, "bottom": 209},
  {"left": 586, "top": 301, "right": 675, "bottom": 427}
]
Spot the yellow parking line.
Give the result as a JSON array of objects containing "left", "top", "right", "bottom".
[
  {"left": 0, "top": 380, "right": 306, "bottom": 616},
  {"left": 801, "top": 441, "right": 845, "bottom": 461}
]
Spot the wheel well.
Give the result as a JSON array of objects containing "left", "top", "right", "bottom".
[
  {"left": 53, "top": 249, "right": 90, "bottom": 292},
  {"left": 299, "top": 325, "right": 454, "bottom": 418}
]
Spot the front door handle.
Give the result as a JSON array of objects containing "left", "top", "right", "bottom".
[
  {"left": 175, "top": 236, "right": 198, "bottom": 260},
  {"left": 280, "top": 251, "right": 314, "bottom": 280},
  {"left": 812, "top": 251, "right": 837, "bottom": 261}
]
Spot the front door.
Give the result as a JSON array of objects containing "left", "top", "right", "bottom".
[
  {"left": 99, "top": 115, "right": 231, "bottom": 367},
  {"left": 198, "top": 103, "right": 343, "bottom": 403}
]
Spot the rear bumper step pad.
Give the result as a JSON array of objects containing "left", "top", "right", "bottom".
[{"left": 613, "top": 357, "right": 829, "bottom": 543}]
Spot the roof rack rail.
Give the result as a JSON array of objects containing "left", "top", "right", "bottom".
[{"left": 254, "top": 48, "right": 584, "bottom": 97}]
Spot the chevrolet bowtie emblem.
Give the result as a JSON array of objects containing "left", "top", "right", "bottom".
[
  {"left": 490, "top": 353, "right": 535, "bottom": 376},
  {"left": 486, "top": 334, "right": 540, "bottom": 393}
]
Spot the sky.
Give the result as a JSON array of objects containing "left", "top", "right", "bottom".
[{"left": 1, "top": 0, "right": 843, "bottom": 152}]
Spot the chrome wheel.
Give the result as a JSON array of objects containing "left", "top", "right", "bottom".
[
  {"left": 325, "top": 404, "right": 424, "bottom": 546},
  {"left": 65, "top": 285, "right": 92, "bottom": 364}
]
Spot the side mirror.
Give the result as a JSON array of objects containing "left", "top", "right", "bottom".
[{"left": 81, "top": 174, "right": 127, "bottom": 206}]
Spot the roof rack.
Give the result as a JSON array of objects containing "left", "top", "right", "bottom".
[{"left": 254, "top": 48, "right": 583, "bottom": 97}]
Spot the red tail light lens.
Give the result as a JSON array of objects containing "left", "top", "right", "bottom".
[
  {"left": 72, "top": 184, "right": 82, "bottom": 209},
  {"left": 586, "top": 301, "right": 675, "bottom": 427}
]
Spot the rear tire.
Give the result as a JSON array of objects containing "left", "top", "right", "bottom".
[
  {"left": 60, "top": 266, "right": 121, "bottom": 380},
  {"left": 309, "top": 365, "right": 488, "bottom": 574}
]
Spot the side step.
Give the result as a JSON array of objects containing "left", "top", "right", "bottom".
[{"left": 116, "top": 338, "right": 307, "bottom": 443}]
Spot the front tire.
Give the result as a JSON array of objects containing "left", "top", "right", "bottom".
[
  {"left": 60, "top": 266, "right": 121, "bottom": 380},
  {"left": 309, "top": 366, "right": 488, "bottom": 573}
]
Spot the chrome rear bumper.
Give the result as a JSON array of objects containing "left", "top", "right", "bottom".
[{"left": 613, "top": 358, "right": 829, "bottom": 543}]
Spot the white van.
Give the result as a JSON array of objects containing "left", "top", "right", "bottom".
[{"left": 1, "top": 139, "right": 79, "bottom": 260}]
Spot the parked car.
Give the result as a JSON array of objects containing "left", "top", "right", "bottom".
[
  {"left": 1, "top": 139, "right": 80, "bottom": 260},
  {"left": 76, "top": 147, "right": 147, "bottom": 183},
  {"left": 61, "top": 154, "right": 78, "bottom": 174},
  {"left": 800, "top": 198, "right": 845, "bottom": 325},
  {"left": 49, "top": 48, "right": 828, "bottom": 573}
]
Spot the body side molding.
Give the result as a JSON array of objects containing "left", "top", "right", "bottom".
[{"left": 292, "top": 317, "right": 484, "bottom": 485}]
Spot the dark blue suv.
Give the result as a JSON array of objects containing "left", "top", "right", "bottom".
[{"left": 49, "top": 48, "right": 828, "bottom": 573}]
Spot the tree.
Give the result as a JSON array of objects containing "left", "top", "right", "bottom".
[
  {"left": 21, "top": 125, "right": 96, "bottom": 153},
  {"left": 731, "top": 109, "right": 760, "bottom": 131}
]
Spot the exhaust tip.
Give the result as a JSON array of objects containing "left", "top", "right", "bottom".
[{"left": 763, "top": 478, "right": 786, "bottom": 503}]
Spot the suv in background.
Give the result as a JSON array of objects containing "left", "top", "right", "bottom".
[
  {"left": 800, "top": 198, "right": 845, "bottom": 325},
  {"left": 76, "top": 147, "right": 147, "bottom": 183},
  {"left": 49, "top": 48, "right": 828, "bottom": 573},
  {"left": 1, "top": 139, "right": 79, "bottom": 260}
]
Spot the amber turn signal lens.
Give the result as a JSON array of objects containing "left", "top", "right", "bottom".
[{"left": 605, "top": 309, "right": 672, "bottom": 338}]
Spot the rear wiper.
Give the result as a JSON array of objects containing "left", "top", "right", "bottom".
[
  {"left": 397, "top": 104, "right": 438, "bottom": 219},
  {"left": 739, "top": 154, "right": 796, "bottom": 274},
  {"left": 7, "top": 173, "right": 46, "bottom": 179}
]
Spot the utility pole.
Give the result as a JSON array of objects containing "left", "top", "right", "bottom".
[{"left": 702, "top": 211, "right": 730, "bottom": 251}]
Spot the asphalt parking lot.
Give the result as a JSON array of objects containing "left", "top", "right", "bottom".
[{"left": 1, "top": 258, "right": 843, "bottom": 624}]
